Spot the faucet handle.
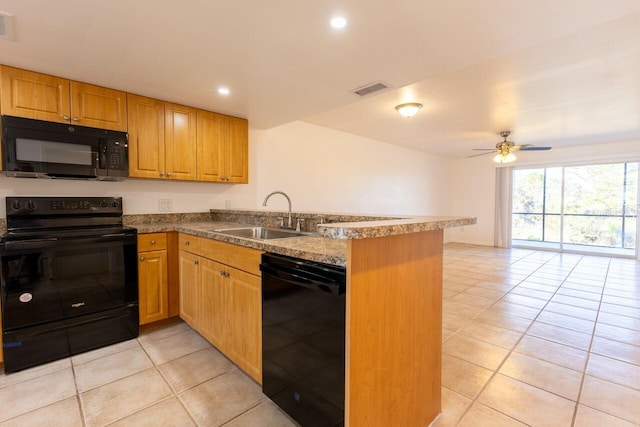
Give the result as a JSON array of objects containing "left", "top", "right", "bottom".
[
  {"left": 296, "top": 218, "right": 305, "bottom": 232},
  {"left": 276, "top": 217, "right": 284, "bottom": 228}
]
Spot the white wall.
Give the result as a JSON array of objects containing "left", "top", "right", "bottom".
[
  {"left": 0, "top": 121, "right": 453, "bottom": 220},
  {"left": 252, "top": 121, "right": 452, "bottom": 216},
  {"left": 446, "top": 139, "right": 640, "bottom": 246}
]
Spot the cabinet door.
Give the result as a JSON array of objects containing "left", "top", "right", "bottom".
[
  {"left": 138, "top": 250, "right": 169, "bottom": 325},
  {"left": 199, "top": 258, "right": 228, "bottom": 349},
  {"left": 127, "top": 94, "right": 166, "bottom": 178},
  {"left": 224, "top": 116, "right": 249, "bottom": 183},
  {"left": 165, "top": 102, "right": 197, "bottom": 181},
  {"left": 70, "top": 81, "right": 127, "bottom": 131},
  {"left": 228, "top": 267, "right": 262, "bottom": 382},
  {"left": 0, "top": 66, "right": 70, "bottom": 123},
  {"left": 196, "top": 110, "right": 225, "bottom": 182},
  {"left": 179, "top": 250, "right": 200, "bottom": 328}
]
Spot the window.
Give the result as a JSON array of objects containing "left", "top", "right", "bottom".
[{"left": 512, "top": 162, "right": 638, "bottom": 256}]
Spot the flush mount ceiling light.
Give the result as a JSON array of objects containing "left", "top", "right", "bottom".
[
  {"left": 330, "top": 16, "right": 347, "bottom": 29},
  {"left": 218, "top": 87, "right": 230, "bottom": 96},
  {"left": 395, "top": 102, "right": 422, "bottom": 118}
]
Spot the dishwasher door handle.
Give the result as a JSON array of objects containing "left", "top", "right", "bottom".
[{"left": 260, "top": 264, "right": 343, "bottom": 295}]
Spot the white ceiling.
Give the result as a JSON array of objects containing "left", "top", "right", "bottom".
[{"left": 1, "top": 0, "right": 639, "bottom": 158}]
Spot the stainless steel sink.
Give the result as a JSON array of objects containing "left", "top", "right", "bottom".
[{"left": 213, "top": 227, "right": 313, "bottom": 240}]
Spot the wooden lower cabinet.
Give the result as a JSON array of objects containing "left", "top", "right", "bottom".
[
  {"left": 138, "top": 233, "right": 170, "bottom": 325},
  {"left": 227, "top": 268, "right": 261, "bottom": 381},
  {"left": 178, "top": 234, "right": 262, "bottom": 383},
  {"left": 178, "top": 250, "right": 200, "bottom": 328}
]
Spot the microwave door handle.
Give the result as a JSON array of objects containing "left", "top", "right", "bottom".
[{"left": 98, "top": 140, "right": 107, "bottom": 170}]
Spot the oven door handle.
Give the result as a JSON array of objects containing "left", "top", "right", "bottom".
[
  {"left": 3, "top": 234, "right": 133, "bottom": 250},
  {"left": 3, "top": 238, "right": 59, "bottom": 250}
]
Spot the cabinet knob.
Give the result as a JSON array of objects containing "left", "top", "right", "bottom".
[
  {"left": 139, "top": 256, "right": 145, "bottom": 261},
  {"left": 185, "top": 241, "right": 190, "bottom": 246},
  {"left": 167, "top": 172, "right": 172, "bottom": 177},
  {"left": 160, "top": 171, "right": 165, "bottom": 176},
  {"left": 72, "top": 117, "right": 79, "bottom": 121},
  {"left": 63, "top": 115, "right": 70, "bottom": 120},
  {"left": 220, "top": 271, "right": 224, "bottom": 276},
  {"left": 150, "top": 240, "right": 156, "bottom": 245},
  {"left": 194, "top": 260, "right": 199, "bottom": 265}
]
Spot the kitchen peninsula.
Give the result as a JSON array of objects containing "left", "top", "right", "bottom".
[{"left": 131, "top": 209, "right": 476, "bottom": 427}]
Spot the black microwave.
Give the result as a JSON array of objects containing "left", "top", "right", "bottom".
[{"left": 1, "top": 115, "right": 129, "bottom": 181}]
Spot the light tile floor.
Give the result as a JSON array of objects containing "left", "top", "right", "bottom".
[
  {"left": 0, "top": 243, "right": 638, "bottom": 426},
  {"left": 439, "top": 243, "right": 640, "bottom": 427}
]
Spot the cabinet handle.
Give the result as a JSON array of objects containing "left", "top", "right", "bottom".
[
  {"left": 194, "top": 260, "right": 199, "bottom": 265},
  {"left": 63, "top": 115, "right": 70, "bottom": 120},
  {"left": 72, "top": 117, "right": 79, "bottom": 121},
  {"left": 167, "top": 172, "right": 172, "bottom": 177},
  {"left": 150, "top": 240, "right": 156, "bottom": 245},
  {"left": 139, "top": 256, "right": 145, "bottom": 261},
  {"left": 185, "top": 241, "right": 190, "bottom": 246},
  {"left": 219, "top": 271, "right": 224, "bottom": 276}
]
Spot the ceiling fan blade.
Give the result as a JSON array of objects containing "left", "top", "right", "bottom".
[
  {"left": 472, "top": 148, "right": 498, "bottom": 151},
  {"left": 511, "top": 144, "right": 532, "bottom": 151},
  {"left": 467, "top": 151, "right": 497, "bottom": 158},
  {"left": 520, "top": 146, "right": 552, "bottom": 151}
]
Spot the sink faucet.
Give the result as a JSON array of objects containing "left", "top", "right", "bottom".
[{"left": 262, "top": 191, "right": 293, "bottom": 229}]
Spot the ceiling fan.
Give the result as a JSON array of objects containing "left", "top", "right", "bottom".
[{"left": 469, "top": 131, "right": 551, "bottom": 163}]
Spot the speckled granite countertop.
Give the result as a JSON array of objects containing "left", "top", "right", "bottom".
[
  {"left": 132, "top": 221, "right": 348, "bottom": 266},
  {"left": 129, "top": 212, "right": 476, "bottom": 266}
]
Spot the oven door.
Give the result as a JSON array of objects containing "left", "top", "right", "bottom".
[{"left": 0, "top": 232, "right": 138, "bottom": 331}]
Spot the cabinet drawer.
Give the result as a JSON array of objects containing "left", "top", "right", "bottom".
[
  {"left": 179, "top": 234, "right": 202, "bottom": 253},
  {"left": 200, "top": 238, "right": 262, "bottom": 276},
  {"left": 138, "top": 233, "right": 167, "bottom": 252}
]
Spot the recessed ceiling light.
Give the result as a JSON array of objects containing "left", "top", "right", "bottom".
[
  {"left": 218, "top": 87, "right": 230, "bottom": 96},
  {"left": 330, "top": 16, "right": 347, "bottom": 29}
]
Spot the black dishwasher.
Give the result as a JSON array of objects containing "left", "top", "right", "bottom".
[{"left": 261, "top": 253, "right": 346, "bottom": 427}]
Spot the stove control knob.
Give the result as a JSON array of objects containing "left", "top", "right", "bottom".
[
  {"left": 25, "top": 200, "right": 37, "bottom": 211},
  {"left": 112, "top": 201, "right": 118, "bottom": 208},
  {"left": 10, "top": 200, "right": 22, "bottom": 211},
  {"left": 100, "top": 200, "right": 109, "bottom": 208}
]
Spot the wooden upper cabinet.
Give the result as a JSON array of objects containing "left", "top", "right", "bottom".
[
  {"left": 196, "top": 110, "right": 225, "bottom": 182},
  {"left": 0, "top": 66, "right": 126, "bottom": 131},
  {"left": 1, "top": 66, "right": 70, "bottom": 124},
  {"left": 165, "top": 102, "right": 197, "bottom": 181},
  {"left": 127, "top": 94, "right": 166, "bottom": 179},
  {"left": 196, "top": 110, "right": 248, "bottom": 183},
  {"left": 225, "top": 116, "right": 249, "bottom": 183},
  {"left": 70, "top": 82, "right": 127, "bottom": 131}
]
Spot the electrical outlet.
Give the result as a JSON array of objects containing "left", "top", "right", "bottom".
[{"left": 158, "top": 199, "right": 173, "bottom": 212}]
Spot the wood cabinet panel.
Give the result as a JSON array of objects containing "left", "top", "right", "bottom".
[
  {"left": 228, "top": 266, "right": 262, "bottom": 382},
  {"left": 225, "top": 116, "right": 249, "bottom": 183},
  {"left": 70, "top": 82, "right": 127, "bottom": 131},
  {"left": 196, "top": 110, "right": 225, "bottom": 182},
  {"left": 0, "top": 66, "right": 70, "bottom": 123},
  {"left": 138, "top": 250, "right": 169, "bottom": 325},
  {"left": 138, "top": 232, "right": 167, "bottom": 252},
  {"left": 199, "top": 258, "right": 228, "bottom": 349},
  {"left": 346, "top": 230, "right": 443, "bottom": 427},
  {"left": 165, "top": 103, "right": 197, "bottom": 181},
  {"left": 199, "top": 238, "right": 262, "bottom": 276},
  {"left": 127, "top": 94, "right": 165, "bottom": 178},
  {"left": 178, "top": 234, "right": 201, "bottom": 254},
  {"left": 179, "top": 250, "right": 200, "bottom": 328}
]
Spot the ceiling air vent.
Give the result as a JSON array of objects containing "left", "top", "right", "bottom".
[
  {"left": 352, "top": 82, "right": 389, "bottom": 96},
  {"left": 0, "top": 12, "right": 15, "bottom": 40}
]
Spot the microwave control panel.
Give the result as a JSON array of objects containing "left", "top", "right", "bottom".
[{"left": 106, "top": 139, "right": 128, "bottom": 171}]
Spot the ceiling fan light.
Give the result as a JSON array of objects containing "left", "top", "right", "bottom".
[
  {"left": 395, "top": 102, "right": 422, "bottom": 118},
  {"left": 493, "top": 152, "right": 516, "bottom": 163}
]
